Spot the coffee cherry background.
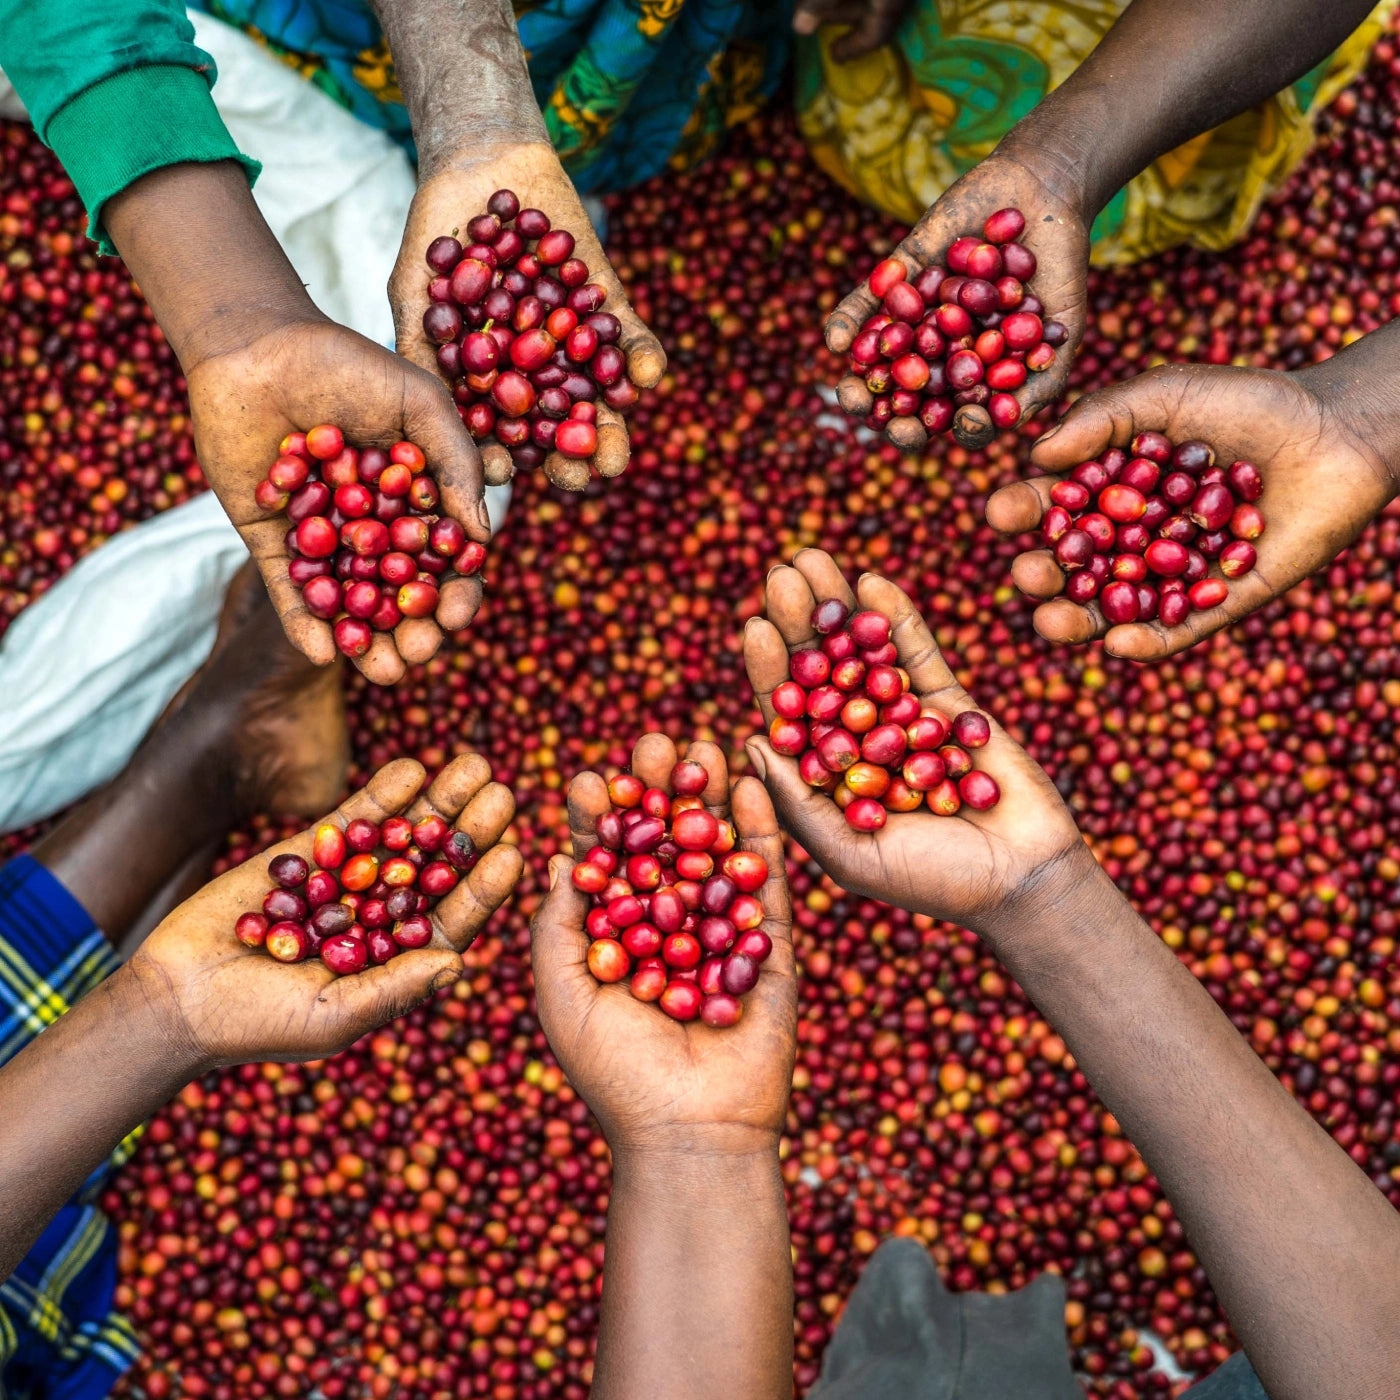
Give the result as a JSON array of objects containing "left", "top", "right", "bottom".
[{"left": 3, "top": 23, "right": 1400, "bottom": 1397}]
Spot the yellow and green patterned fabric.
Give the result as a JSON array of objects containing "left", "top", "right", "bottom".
[{"left": 795, "top": 0, "right": 1394, "bottom": 264}]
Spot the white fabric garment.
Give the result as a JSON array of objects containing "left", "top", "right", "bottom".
[{"left": 0, "top": 13, "right": 508, "bottom": 832}]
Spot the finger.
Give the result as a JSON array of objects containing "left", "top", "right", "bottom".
[
  {"left": 826, "top": 274, "right": 887, "bottom": 354},
  {"left": 746, "top": 736, "right": 857, "bottom": 871},
  {"left": 395, "top": 616, "right": 446, "bottom": 667},
  {"left": 1103, "top": 566, "right": 1278, "bottom": 662},
  {"left": 529, "top": 854, "right": 595, "bottom": 1007},
  {"left": 592, "top": 403, "right": 630, "bottom": 479},
  {"left": 1032, "top": 596, "right": 1102, "bottom": 646},
  {"left": 316, "top": 949, "right": 463, "bottom": 1038},
  {"left": 261, "top": 759, "right": 428, "bottom": 875},
  {"left": 436, "top": 573, "right": 485, "bottom": 632},
  {"left": 432, "top": 842, "right": 523, "bottom": 951},
  {"left": 564, "top": 238, "right": 665, "bottom": 391},
  {"left": 543, "top": 452, "right": 592, "bottom": 492},
  {"left": 731, "top": 776, "right": 792, "bottom": 944},
  {"left": 407, "top": 752, "right": 494, "bottom": 826},
  {"left": 452, "top": 781, "right": 517, "bottom": 855},
  {"left": 985, "top": 476, "right": 1055, "bottom": 536},
  {"left": 855, "top": 573, "right": 966, "bottom": 702},
  {"left": 356, "top": 630, "right": 408, "bottom": 686},
  {"left": 764, "top": 563, "right": 820, "bottom": 649},
  {"left": 743, "top": 616, "right": 798, "bottom": 724},
  {"left": 1009, "top": 548, "right": 1066, "bottom": 600},
  {"left": 792, "top": 548, "right": 859, "bottom": 620},
  {"left": 1029, "top": 366, "right": 1190, "bottom": 472},
  {"left": 631, "top": 732, "right": 680, "bottom": 791},
  {"left": 567, "top": 770, "right": 612, "bottom": 862},
  {"left": 678, "top": 739, "right": 731, "bottom": 816},
  {"left": 400, "top": 373, "right": 491, "bottom": 541},
  {"left": 238, "top": 520, "right": 337, "bottom": 668}
]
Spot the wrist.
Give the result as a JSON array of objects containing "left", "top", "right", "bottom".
[
  {"left": 94, "top": 958, "right": 211, "bottom": 1086},
  {"left": 995, "top": 83, "right": 1132, "bottom": 223},
  {"left": 974, "top": 839, "right": 1119, "bottom": 956},
  {"left": 1295, "top": 328, "right": 1400, "bottom": 498},
  {"left": 370, "top": 0, "right": 547, "bottom": 180},
  {"left": 104, "top": 162, "right": 323, "bottom": 374},
  {"left": 611, "top": 1136, "right": 783, "bottom": 1195}
]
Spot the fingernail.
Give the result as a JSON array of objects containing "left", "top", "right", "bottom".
[
  {"left": 745, "top": 740, "right": 768, "bottom": 780},
  {"left": 1036, "top": 423, "right": 1062, "bottom": 443},
  {"left": 475, "top": 499, "right": 493, "bottom": 534},
  {"left": 548, "top": 857, "right": 562, "bottom": 890},
  {"left": 430, "top": 968, "right": 461, "bottom": 993}
]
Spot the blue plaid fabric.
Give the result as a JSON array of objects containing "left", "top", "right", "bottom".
[{"left": 0, "top": 856, "right": 141, "bottom": 1400}]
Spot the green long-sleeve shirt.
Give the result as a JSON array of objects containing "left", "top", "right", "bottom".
[{"left": 0, "top": 1, "right": 259, "bottom": 252}]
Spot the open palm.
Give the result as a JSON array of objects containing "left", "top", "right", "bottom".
[
  {"left": 188, "top": 319, "right": 490, "bottom": 687},
  {"left": 391, "top": 141, "right": 666, "bottom": 493},
  {"left": 743, "top": 550, "right": 1085, "bottom": 934},
  {"left": 985, "top": 363, "right": 1398, "bottom": 660},
  {"left": 132, "top": 755, "right": 523, "bottom": 1069},
  {"left": 531, "top": 733, "right": 796, "bottom": 1158},
  {"left": 827, "top": 153, "right": 1089, "bottom": 450}
]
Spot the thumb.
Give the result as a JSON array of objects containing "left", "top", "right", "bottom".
[
  {"left": 323, "top": 950, "right": 462, "bottom": 1036},
  {"left": 530, "top": 855, "right": 592, "bottom": 981},
  {"left": 745, "top": 738, "right": 852, "bottom": 865},
  {"left": 1030, "top": 366, "right": 1185, "bottom": 471}
]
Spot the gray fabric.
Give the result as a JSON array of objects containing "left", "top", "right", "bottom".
[
  {"left": 810, "top": 1239, "right": 1082, "bottom": 1400},
  {"left": 1182, "top": 1352, "right": 1270, "bottom": 1399},
  {"left": 811, "top": 1239, "right": 1270, "bottom": 1400}
]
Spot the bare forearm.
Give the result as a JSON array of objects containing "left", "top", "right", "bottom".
[
  {"left": 976, "top": 855, "right": 1400, "bottom": 1400},
  {"left": 103, "top": 161, "right": 320, "bottom": 374},
  {"left": 367, "top": 0, "right": 546, "bottom": 177},
  {"left": 1297, "top": 316, "right": 1400, "bottom": 488},
  {"left": 592, "top": 1146, "right": 793, "bottom": 1400},
  {"left": 0, "top": 964, "right": 200, "bottom": 1280},
  {"left": 1000, "top": 0, "right": 1379, "bottom": 218}
]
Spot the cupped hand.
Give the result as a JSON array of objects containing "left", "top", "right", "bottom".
[
  {"left": 187, "top": 318, "right": 491, "bottom": 686},
  {"left": 390, "top": 141, "right": 666, "bottom": 492},
  {"left": 985, "top": 363, "right": 1399, "bottom": 660},
  {"left": 743, "top": 549, "right": 1088, "bottom": 935},
  {"left": 827, "top": 153, "right": 1089, "bottom": 449},
  {"left": 132, "top": 755, "right": 523, "bottom": 1069},
  {"left": 530, "top": 733, "right": 796, "bottom": 1159}
]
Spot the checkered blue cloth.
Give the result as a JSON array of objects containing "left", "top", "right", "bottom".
[{"left": 0, "top": 855, "right": 141, "bottom": 1399}]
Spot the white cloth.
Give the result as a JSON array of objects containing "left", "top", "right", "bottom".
[{"left": 0, "top": 12, "right": 508, "bottom": 832}]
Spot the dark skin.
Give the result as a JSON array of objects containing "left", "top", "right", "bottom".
[
  {"left": 0, "top": 752, "right": 522, "bottom": 1284},
  {"left": 741, "top": 550, "right": 1400, "bottom": 1400},
  {"left": 530, "top": 733, "right": 796, "bottom": 1400},
  {"left": 371, "top": 0, "right": 667, "bottom": 492},
  {"left": 103, "top": 162, "right": 490, "bottom": 687},
  {"left": 827, "top": 0, "right": 1384, "bottom": 449},
  {"left": 34, "top": 566, "right": 348, "bottom": 950},
  {"left": 987, "top": 325, "right": 1400, "bottom": 658}
]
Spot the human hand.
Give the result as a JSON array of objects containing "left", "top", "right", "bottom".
[
  {"left": 187, "top": 319, "right": 491, "bottom": 686},
  {"left": 985, "top": 362, "right": 1399, "bottom": 659},
  {"left": 743, "top": 549, "right": 1089, "bottom": 937},
  {"left": 530, "top": 733, "right": 796, "bottom": 1159},
  {"left": 792, "top": 0, "right": 910, "bottom": 61},
  {"left": 827, "top": 152, "right": 1089, "bottom": 449},
  {"left": 131, "top": 755, "right": 522, "bottom": 1070},
  {"left": 391, "top": 141, "right": 667, "bottom": 491}
]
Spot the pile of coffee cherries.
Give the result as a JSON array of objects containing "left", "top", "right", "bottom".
[
  {"left": 768, "top": 602, "right": 1001, "bottom": 829},
  {"left": 423, "top": 189, "right": 641, "bottom": 478},
  {"left": 572, "top": 759, "right": 772, "bottom": 1029},
  {"left": 253, "top": 424, "right": 484, "bottom": 660},
  {"left": 1039, "top": 433, "right": 1266, "bottom": 626},
  {"left": 838, "top": 206, "right": 1067, "bottom": 442},
  {"left": 233, "top": 816, "right": 477, "bottom": 974}
]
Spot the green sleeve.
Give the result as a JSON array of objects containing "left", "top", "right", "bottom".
[{"left": 0, "top": 2, "right": 259, "bottom": 253}]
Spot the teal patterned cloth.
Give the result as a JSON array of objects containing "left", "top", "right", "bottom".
[{"left": 192, "top": 0, "right": 788, "bottom": 190}]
